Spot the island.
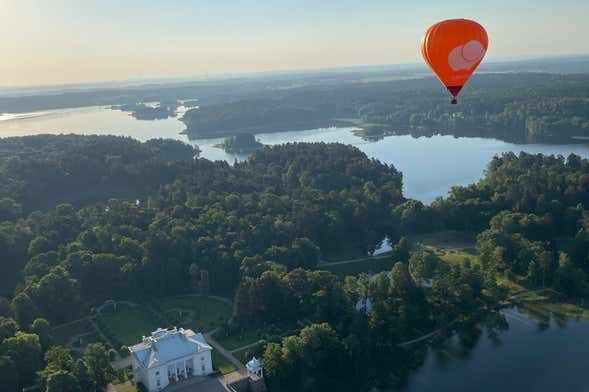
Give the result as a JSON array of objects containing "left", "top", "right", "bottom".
[
  {"left": 217, "top": 133, "right": 264, "bottom": 153},
  {"left": 351, "top": 124, "right": 396, "bottom": 141},
  {"left": 112, "top": 101, "right": 178, "bottom": 120}
]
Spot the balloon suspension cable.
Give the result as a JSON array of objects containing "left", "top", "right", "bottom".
[{"left": 451, "top": 98, "right": 457, "bottom": 105}]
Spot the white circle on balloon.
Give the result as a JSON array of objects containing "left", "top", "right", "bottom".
[{"left": 448, "top": 40, "right": 485, "bottom": 71}]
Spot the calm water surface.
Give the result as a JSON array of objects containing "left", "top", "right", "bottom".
[
  {"left": 0, "top": 106, "right": 187, "bottom": 141},
  {"left": 404, "top": 307, "right": 589, "bottom": 392},
  {"left": 198, "top": 128, "right": 589, "bottom": 203},
  {"left": 2, "top": 107, "right": 589, "bottom": 204}
]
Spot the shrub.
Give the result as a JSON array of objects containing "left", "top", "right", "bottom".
[{"left": 120, "top": 345, "right": 130, "bottom": 357}]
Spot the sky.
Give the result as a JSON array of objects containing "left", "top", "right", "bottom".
[{"left": 1, "top": 0, "right": 588, "bottom": 86}]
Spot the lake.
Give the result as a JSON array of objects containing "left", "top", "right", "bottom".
[
  {"left": 1, "top": 106, "right": 589, "bottom": 390},
  {"left": 403, "top": 306, "right": 589, "bottom": 392},
  {"left": 2, "top": 106, "right": 589, "bottom": 203}
]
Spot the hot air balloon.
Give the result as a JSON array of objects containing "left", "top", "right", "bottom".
[{"left": 421, "top": 19, "right": 488, "bottom": 104}]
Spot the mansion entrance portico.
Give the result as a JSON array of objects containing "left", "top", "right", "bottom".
[{"left": 130, "top": 327, "right": 213, "bottom": 392}]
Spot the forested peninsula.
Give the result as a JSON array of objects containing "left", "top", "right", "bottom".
[{"left": 182, "top": 73, "right": 589, "bottom": 143}]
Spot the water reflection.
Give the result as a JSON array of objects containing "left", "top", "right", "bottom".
[
  {"left": 3, "top": 107, "right": 589, "bottom": 204},
  {"left": 400, "top": 304, "right": 589, "bottom": 392}
]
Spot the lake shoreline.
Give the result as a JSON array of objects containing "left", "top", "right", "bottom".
[{"left": 3, "top": 106, "right": 589, "bottom": 205}]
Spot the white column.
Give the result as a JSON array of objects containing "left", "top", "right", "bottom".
[
  {"left": 175, "top": 364, "right": 179, "bottom": 381},
  {"left": 184, "top": 360, "right": 188, "bottom": 378}
]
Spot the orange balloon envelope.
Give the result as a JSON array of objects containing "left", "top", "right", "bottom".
[{"left": 421, "top": 19, "right": 488, "bottom": 104}]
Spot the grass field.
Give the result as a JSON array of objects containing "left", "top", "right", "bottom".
[
  {"left": 318, "top": 256, "right": 395, "bottom": 277},
  {"left": 155, "top": 295, "right": 232, "bottom": 332},
  {"left": 51, "top": 319, "right": 90, "bottom": 345},
  {"left": 101, "top": 305, "right": 160, "bottom": 345},
  {"left": 233, "top": 346, "right": 264, "bottom": 365},
  {"left": 233, "top": 349, "right": 250, "bottom": 364},
  {"left": 217, "top": 323, "right": 299, "bottom": 351},
  {"left": 217, "top": 329, "right": 264, "bottom": 351},
  {"left": 438, "top": 248, "right": 480, "bottom": 266},
  {"left": 99, "top": 296, "right": 232, "bottom": 346},
  {"left": 52, "top": 319, "right": 103, "bottom": 348},
  {"left": 525, "top": 301, "right": 589, "bottom": 319},
  {"left": 413, "top": 230, "right": 477, "bottom": 251},
  {"left": 211, "top": 350, "right": 236, "bottom": 375}
]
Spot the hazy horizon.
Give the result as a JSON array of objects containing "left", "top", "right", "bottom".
[{"left": 2, "top": 0, "right": 589, "bottom": 86}]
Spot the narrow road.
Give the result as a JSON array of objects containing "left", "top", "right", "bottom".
[
  {"left": 204, "top": 332, "right": 246, "bottom": 373},
  {"left": 317, "top": 253, "right": 390, "bottom": 267},
  {"left": 89, "top": 317, "right": 117, "bottom": 352},
  {"left": 229, "top": 340, "right": 261, "bottom": 354}
]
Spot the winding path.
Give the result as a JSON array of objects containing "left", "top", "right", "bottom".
[
  {"left": 317, "top": 253, "right": 390, "bottom": 267},
  {"left": 204, "top": 331, "right": 246, "bottom": 373},
  {"left": 229, "top": 341, "right": 262, "bottom": 354}
]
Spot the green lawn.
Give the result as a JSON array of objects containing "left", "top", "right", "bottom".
[
  {"left": 438, "top": 248, "right": 480, "bottom": 266},
  {"left": 317, "top": 256, "right": 395, "bottom": 277},
  {"left": 233, "top": 349, "right": 250, "bottom": 365},
  {"left": 51, "top": 319, "right": 101, "bottom": 347},
  {"left": 98, "top": 296, "right": 232, "bottom": 347},
  {"left": 211, "top": 350, "right": 236, "bottom": 375},
  {"left": 217, "top": 329, "right": 264, "bottom": 351},
  {"left": 233, "top": 346, "right": 264, "bottom": 365},
  {"left": 217, "top": 323, "right": 298, "bottom": 351},
  {"left": 413, "top": 230, "right": 477, "bottom": 251},
  {"left": 101, "top": 305, "right": 160, "bottom": 346},
  {"left": 524, "top": 301, "right": 589, "bottom": 319},
  {"left": 155, "top": 295, "right": 232, "bottom": 333},
  {"left": 496, "top": 275, "right": 526, "bottom": 295}
]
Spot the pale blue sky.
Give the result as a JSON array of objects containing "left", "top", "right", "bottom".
[{"left": 1, "top": 0, "right": 588, "bottom": 85}]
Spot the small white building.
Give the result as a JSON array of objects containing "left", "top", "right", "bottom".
[
  {"left": 129, "top": 327, "right": 213, "bottom": 392},
  {"left": 246, "top": 357, "right": 263, "bottom": 379}
]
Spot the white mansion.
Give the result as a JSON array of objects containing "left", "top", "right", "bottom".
[{"left": 129, "top": 327, "right": 214, "bottom": 392}]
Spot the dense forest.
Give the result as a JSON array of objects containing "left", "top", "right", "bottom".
[
  {"left": 0, "top": 135, "right": 197, "bottom": 213},
  {"left": 430, "top": 152, "right": 589, "bottom": 297},
  {"left": 239, "top": 152, "right": 589, "bottom": 391},
  {"left": 0, "top": 135, "right": 588, "bottom": 391},
  {"left": 182, "top": 73, "right": 589, "bottom": 143}
]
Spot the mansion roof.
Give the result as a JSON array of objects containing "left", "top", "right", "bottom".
[{"left": 129, "top": 327, "right": 212, "bottom": 369}]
